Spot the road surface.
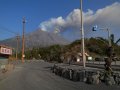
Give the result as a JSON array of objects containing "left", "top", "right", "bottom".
[{"left": 0, "top": 60, "right": 120, "bottom": 90}]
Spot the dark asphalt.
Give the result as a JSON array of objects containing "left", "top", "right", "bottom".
[{"left": 0, "top": 60, "right": 120, "bottom": 90}]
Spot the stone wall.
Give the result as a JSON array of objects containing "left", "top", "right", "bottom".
[{"left": 51, "top": 64, "right": 120, "bottom": 85}]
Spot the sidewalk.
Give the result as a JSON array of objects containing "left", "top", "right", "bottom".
[{"left": 0, "top": 64, "right": 14, "bottom": 81}]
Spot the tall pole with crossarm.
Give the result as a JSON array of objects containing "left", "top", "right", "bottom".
[
  {"left": 80, "top": 0, "right": 86, "bottom": 68},
  {"left": 22, "top": 17, "right": 26, "bottom": 63},
  {"left": 16, "top": 34, "right": 20, "bottom": 60}
]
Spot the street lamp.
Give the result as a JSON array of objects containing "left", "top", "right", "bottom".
[
  {"left": 92, "top": 25, "right": 113, "bottom": 73},
  {"left": 80, "top": 0, "right": 86, "bottom": 68},
  {"left": 92, "top": 25, "right": 111, "bottom": 47}
]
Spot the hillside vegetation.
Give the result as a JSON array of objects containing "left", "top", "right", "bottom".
[{"left": 18, "top": 37, "right": 120, "bottom": 62}]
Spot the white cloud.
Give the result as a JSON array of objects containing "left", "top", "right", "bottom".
[
  {"left": 40, "top": 16, "right": 65, "bottom": 32},
  {"left": 39, "top": 2, "right": 120, "bottom": 40}
]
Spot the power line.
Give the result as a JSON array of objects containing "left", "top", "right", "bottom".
[
  {"left": 0, "top": 25, "right": 20, "bottom": 60},
  {"left": 0, "top": 25, "right": 18, "bottom": 35}
]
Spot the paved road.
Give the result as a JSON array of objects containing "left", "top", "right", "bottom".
[
  {"left": 86, "top": 61, "right": 120, "bottom": 65},
  {"left": 74, "top": 61, "right": 120, "bottom": 71},
  {"left": 0, "top": 61, "right": 120, "bottom": 90}
]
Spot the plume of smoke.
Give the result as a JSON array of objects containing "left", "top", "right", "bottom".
[{"left": 39, "top": 2, "right": 120, "bottom": 40}]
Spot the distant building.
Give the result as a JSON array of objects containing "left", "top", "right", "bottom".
[
  {"left": 0, "top": 45, "right": 12, "bottom": 58},
  {"left": 77, "top": 52, "right": 90, "bottom": 62},
  {"left": 0, "top": 45, "right": 13, "bottom": 69}
]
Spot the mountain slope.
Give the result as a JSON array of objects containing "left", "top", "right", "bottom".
[{"left": 0, "top": 29, "right": 69, "bottom": 49}]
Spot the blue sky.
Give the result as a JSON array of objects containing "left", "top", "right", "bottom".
[{"left": 0, "top": 0, "right": 120, "bottom": 41}]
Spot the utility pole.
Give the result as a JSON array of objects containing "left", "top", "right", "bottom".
[
  {"left": 22, "top": 17, "right": 26, "bottom": 63},
  {"left": 80, "top": 0, "right": 86, "bottom": 68},
  {"left": 16, "top": 34, "right": 19, "bottom": 60},
  {"left": 107, "top": 29, "right": 111, "bottom": 47}
]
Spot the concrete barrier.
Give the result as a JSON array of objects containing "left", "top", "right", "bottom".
[{"left": 51, "top": 64, "right": 120, "bottom": 85}]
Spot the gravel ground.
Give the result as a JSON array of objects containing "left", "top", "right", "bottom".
[{"left": 0, "top": 60, "right": 120, "bottom": 90}]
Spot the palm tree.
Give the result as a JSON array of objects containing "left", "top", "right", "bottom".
[{"left": 110, "top": 34, "right": 120, "bottom": 45}]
